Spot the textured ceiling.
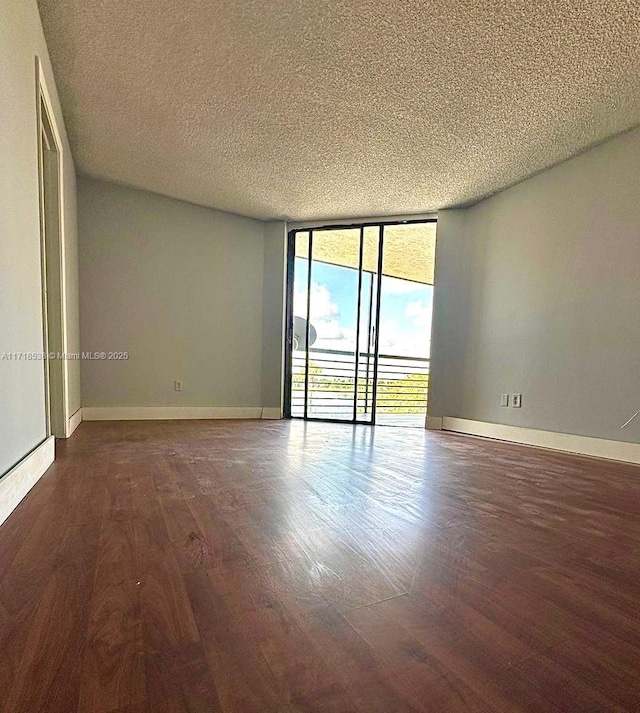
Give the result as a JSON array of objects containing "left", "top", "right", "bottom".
[{"left": 37, "top": 0, "right": 640, "bottom": 221}]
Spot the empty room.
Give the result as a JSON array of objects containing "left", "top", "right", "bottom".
[{"left": 1, "top": 0, "right": 639, "bottom": 711}]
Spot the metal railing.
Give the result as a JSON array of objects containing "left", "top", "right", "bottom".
[{"left": 290, "top": 347, "right": 429, "bottom": 421}]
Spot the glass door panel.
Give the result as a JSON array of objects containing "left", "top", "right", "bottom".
[
  {"left": 354, "top": 226, "right": 380, "bottom": 423},
  {"left": 375, "top": 223, "right": 436, "bottom": 426},
  {"left": 290, "top": 231, "right": 310, "bottom": 417},
  {"left": 292, "top": 228, "right": 361, "bottom": 421}
]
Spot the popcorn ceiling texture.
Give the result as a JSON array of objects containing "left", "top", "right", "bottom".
[{"left": 37, "top": 0, "right": 640, "bottom": 221}]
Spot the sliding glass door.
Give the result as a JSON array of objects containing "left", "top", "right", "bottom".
[{"left": 285, "top": 220, "right": 436, "bottom": 426}]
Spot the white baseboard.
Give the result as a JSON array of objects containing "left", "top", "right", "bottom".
[
  {"left": 426, "top": 415, "right": 443, "bottom": 430},
  {"left": 82, "top": 406, "right": 264, "bottom": 421},
  {"left": 261, "top": 407, "right": 282, "bottom": 420},
  {"left": 442, "top": 417, "right": 640, "bottom": 465},
  {"left": 67, "top": 408, "right": 83, "bottom": 436},
  {"left": 0, "top": 437, "right": 55, "bottom": 527}
]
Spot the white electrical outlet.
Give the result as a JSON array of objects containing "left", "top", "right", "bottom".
[
  {"left": 513, "top": 393, "right": 522, "bottom": 408},
  {"left": 174, "top": 380, "right": 183, "bottom": 392},
  {"left": 500, "top": 393, "right": 509, "bottom": 407}
]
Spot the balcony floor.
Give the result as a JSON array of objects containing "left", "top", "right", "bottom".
[{"left": 375, "top": 412, "right": 426, "bottom": 428}]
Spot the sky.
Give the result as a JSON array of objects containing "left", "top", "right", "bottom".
[{"left": 293, "top": 258, "right": 433, "bottom": 359}]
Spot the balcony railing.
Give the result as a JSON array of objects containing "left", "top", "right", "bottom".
[{"left": 290, "top": 347, "right": 429, "bottom": 424}]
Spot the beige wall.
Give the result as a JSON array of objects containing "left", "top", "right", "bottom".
[
  {"left": 78, "top": 177, "right": 272, "bottom": 410},
  {"left": 0, "top": 0, "right": 79, "bottom": 477},
  {"left": 430, "top": 126, "right": 640, "bottom": 443}
]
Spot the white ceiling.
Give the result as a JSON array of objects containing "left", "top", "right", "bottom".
[{"left": 37, "top": 0, "right": 640, "bottom": 221}]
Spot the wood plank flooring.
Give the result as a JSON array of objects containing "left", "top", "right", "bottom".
[{"left": 0, "top": 419, "right": 639, "bottom": 712}]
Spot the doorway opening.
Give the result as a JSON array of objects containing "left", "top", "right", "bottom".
[
  {"left": 284, "top": 220, "right": 436, "bottom": 427},
  {"left": 38, "top": 93, "right": 66, "bottom": 437}
]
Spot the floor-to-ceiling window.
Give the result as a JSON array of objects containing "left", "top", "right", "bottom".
[{"left": 285, "top": 220, "right": 436, "bottom": 427}]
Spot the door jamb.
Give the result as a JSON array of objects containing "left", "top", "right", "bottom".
[{"left": 36, "top": 57, "right": 68, "bottom": 438}]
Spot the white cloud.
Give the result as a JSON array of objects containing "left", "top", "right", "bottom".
[
  {"left": 294, "top": 282, "right": 353, "bottom": 344},
  {"left": 381, "top": 276, "right": 425, "bottom": 294},
  {"left": 294, "top": 281, "right": 337, "bottom": 321},
  {"left": 405, "top": 299, "right": 432, "bottom": 329}
]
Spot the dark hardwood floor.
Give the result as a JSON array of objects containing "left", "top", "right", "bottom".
[{"left": 1, "top": 420, "right": 639, "bottom": 712}]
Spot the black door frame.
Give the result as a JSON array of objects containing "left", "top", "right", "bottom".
[{"left": 283, "top": 218, "right": 437, "bottom": 424}]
